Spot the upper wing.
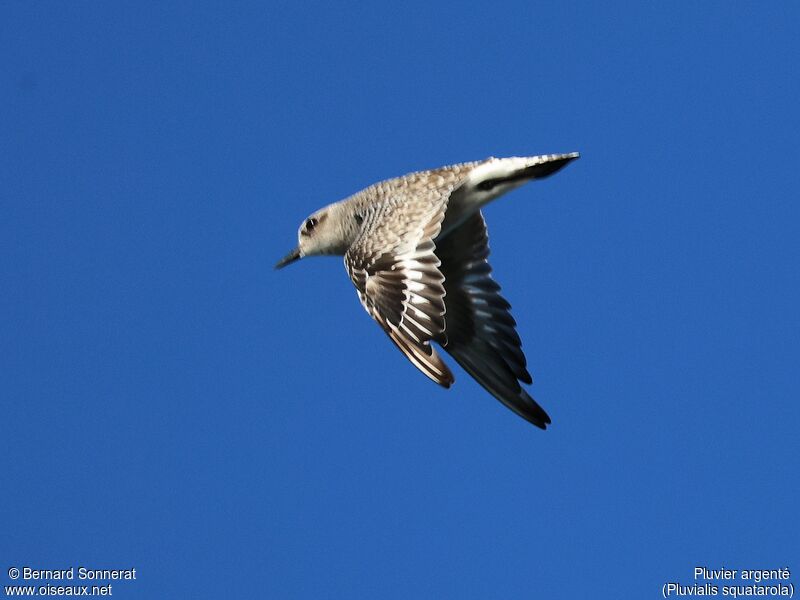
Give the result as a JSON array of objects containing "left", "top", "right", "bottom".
[
  {"left": 345, "top": 194, "right": 454, "bottom": 387},
  {"left": 436, "top": 211, "right": 551, "bottom": 428}
]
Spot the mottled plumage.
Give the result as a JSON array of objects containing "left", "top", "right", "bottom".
[{"left": 276, "top": 152, "right": 579, "bottom": 428}]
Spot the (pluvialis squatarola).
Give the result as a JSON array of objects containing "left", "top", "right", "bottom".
[{"left": 276, "top": 153, "right": 579, "bottom": 428}]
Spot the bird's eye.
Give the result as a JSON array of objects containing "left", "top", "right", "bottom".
[{"left": 304, "top": 217, "right": 318, "bottom": 232}]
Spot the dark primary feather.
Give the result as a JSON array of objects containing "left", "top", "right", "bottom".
[{"left": 436, "top": 212, "right": 551, "bottom": 429}]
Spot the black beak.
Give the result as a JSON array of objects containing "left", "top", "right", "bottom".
[{"left": 275, "top": 247, "right": 302, "bottom": 269}]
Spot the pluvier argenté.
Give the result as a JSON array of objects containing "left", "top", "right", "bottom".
[{"left": 276, "top": 153, "right": 579, "bottom": 428}]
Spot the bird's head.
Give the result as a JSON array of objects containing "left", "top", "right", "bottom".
[{"left": 275, "top": 205, "right": 356, "bottom": 269}]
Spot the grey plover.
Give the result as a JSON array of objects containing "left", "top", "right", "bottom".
[{"left": 276, "top": 153, "right": 579, "bottom": 428}]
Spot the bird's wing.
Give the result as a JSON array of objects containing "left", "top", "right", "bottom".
[
  {"left": 345, "top": 193, "right": 454, "bottom": 387},
  {"left": 436, "top": 211, "right": 551, "bottom": 428}
]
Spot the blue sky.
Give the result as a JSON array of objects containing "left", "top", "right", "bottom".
[{"left": 2, "top": 2, "right": 798, "bottom": 598}]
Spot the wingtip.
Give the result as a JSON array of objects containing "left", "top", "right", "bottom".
[
  {"left": 533, "top": 412, "right": 552, "bottom": 430},
  {"left": 520, "top": 399, "right": 552, "bottom": 430},
  {"left": 437, "top": 369, "right": 455, "bottom": 389},
  {"left": 505, "top": 385, "right": 552, "bottom": 429}
]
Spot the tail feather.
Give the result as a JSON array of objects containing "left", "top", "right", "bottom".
[
  {"left": 476, "top": 152, "right": 580, "bottom": 192},
  {"left": 441, "top": 152, "right": 579, "bottom": 236}
]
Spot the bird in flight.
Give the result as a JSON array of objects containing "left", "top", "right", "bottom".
[{"left": 276, "top": 153, "right": 579, "bottom": 428}]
